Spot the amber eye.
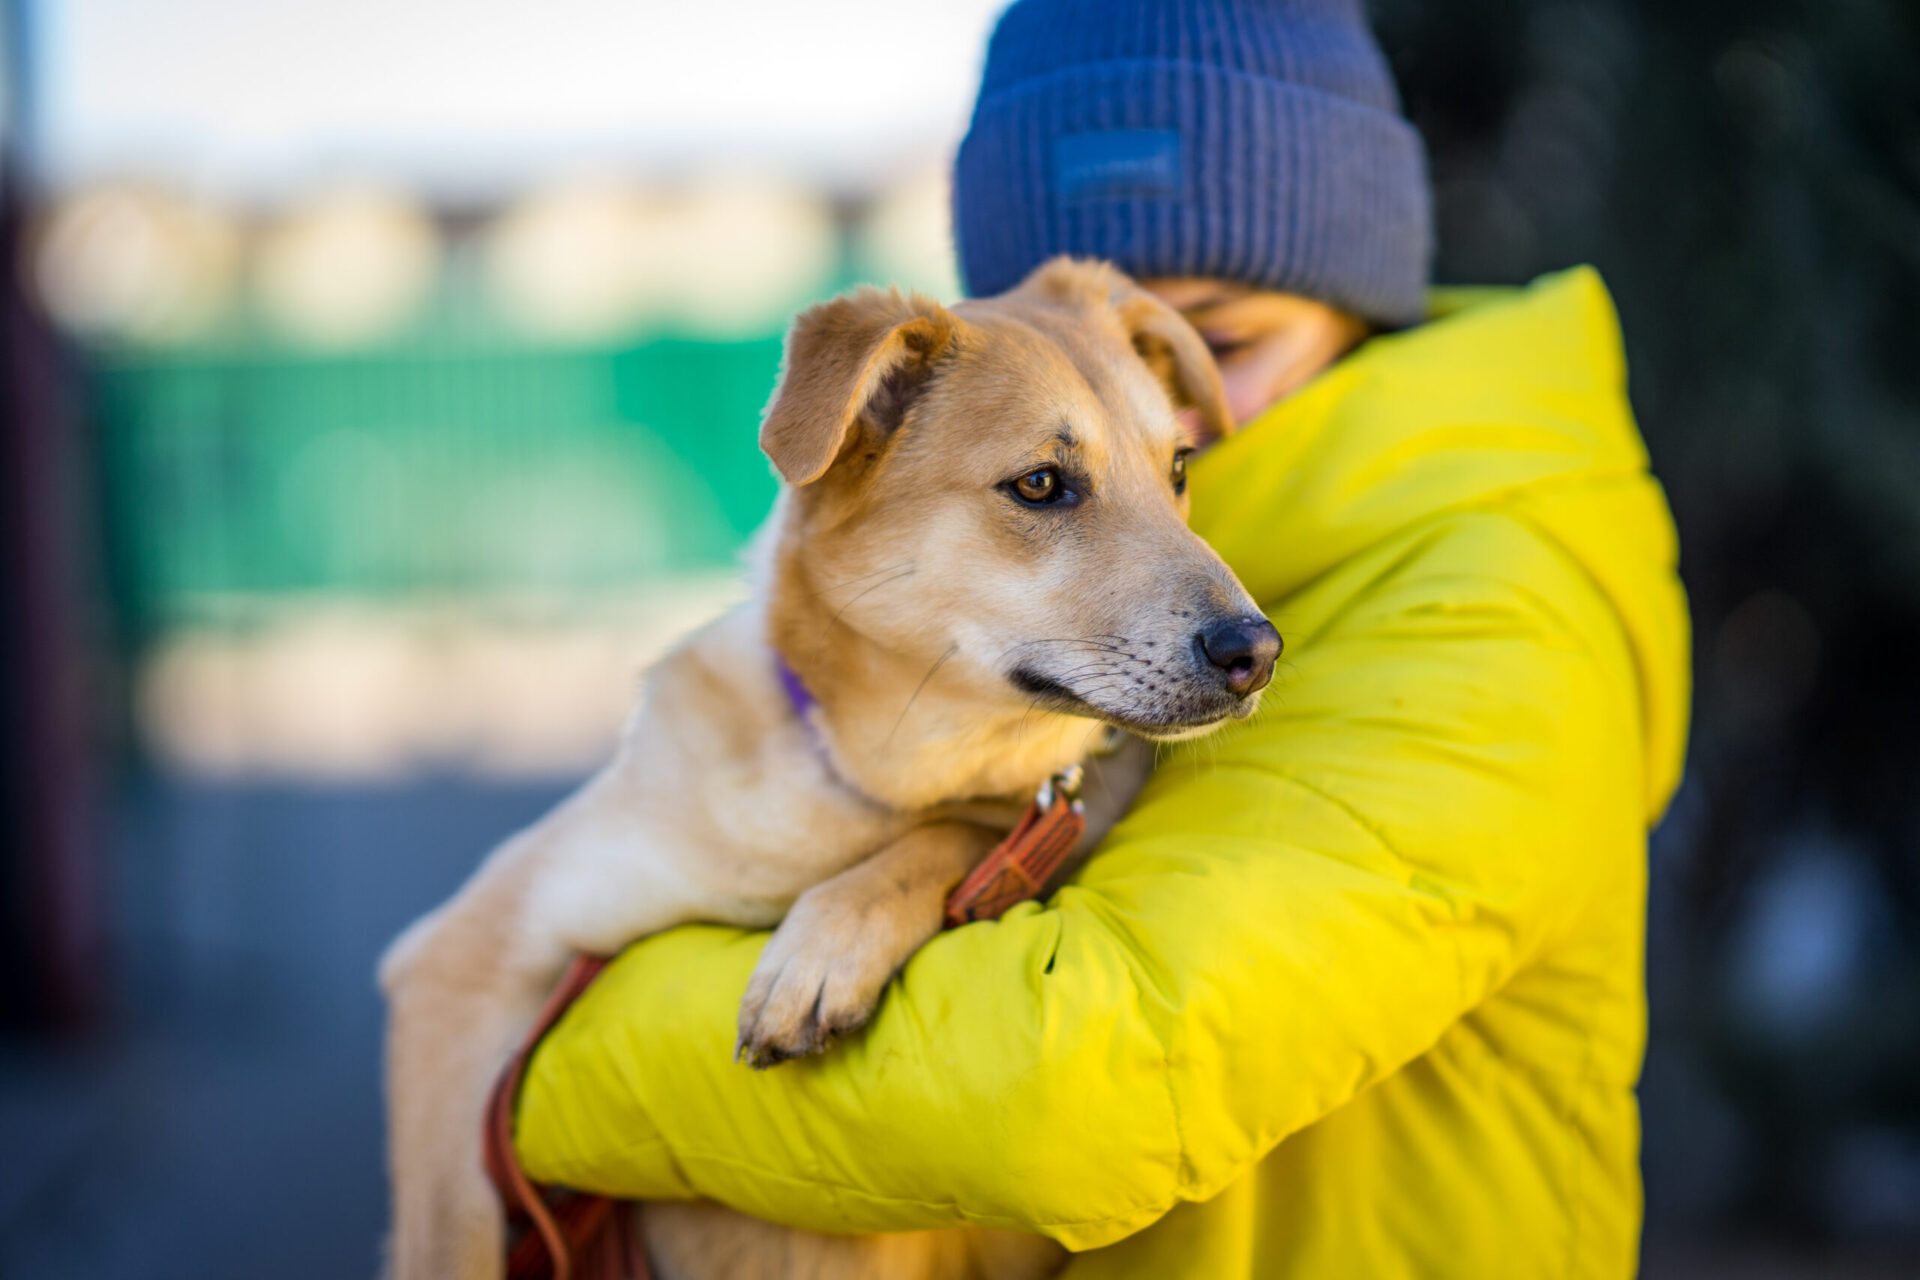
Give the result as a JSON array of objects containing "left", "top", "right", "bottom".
[
  {"left": 1171, "top": 449, "right": 1192, "bottom": 495},
  {"left": 1012, "top": 467, "right": 1063, "bottom": 505}
]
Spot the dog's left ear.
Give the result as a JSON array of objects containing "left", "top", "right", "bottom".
[
  {"left": 1112, "top": 285, "right": 1236, "bottom": 447},
  {"left": 760, "top": 287, "right": 957, "bottom": 486}
]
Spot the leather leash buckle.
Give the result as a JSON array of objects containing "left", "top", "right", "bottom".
[{"left": 943, "top": 764, "right": 1088, "bottom": 928}]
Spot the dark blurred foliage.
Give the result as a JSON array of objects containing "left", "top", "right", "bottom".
[{"left": 1375, "top": 0, "right": 1920, "bottom": 1251}]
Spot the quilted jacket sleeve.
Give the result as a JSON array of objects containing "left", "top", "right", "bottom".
[{"left": 514, "top": 508, "right": 1650, "bottom": 1252}]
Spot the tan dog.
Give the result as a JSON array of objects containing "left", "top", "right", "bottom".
[{"left": 380, "top": 257, "right": 1282, "bottom": 1280}]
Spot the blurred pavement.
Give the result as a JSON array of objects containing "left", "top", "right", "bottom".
[{"left": 0, "top": 778, "right": 563, "bottom": 1280}]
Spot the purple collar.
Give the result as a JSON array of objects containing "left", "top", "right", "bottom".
[
  {"left": 776, "top": 653, "right": 884, "bottom": 807},
  {"left": 775, "top": 654, "right": 818, "bottom": 722}
]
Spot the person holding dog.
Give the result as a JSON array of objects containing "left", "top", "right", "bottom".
[{"left": 509, "top": 0, "right": 1690, "bottom": 1275}]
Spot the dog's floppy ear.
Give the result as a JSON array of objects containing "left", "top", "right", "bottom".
[
  {"left": 1111, "top": 285, "right": 1236, "bottom": 446},
  {"left": 760, "top": 287, "right": 957, "bottom": 486}
]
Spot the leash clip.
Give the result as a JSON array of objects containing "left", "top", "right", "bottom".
[{"left": 1035, "top": 763, "right": 1085, "bottom": 812}]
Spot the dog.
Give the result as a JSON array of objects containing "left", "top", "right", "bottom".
[{"left": 381, "top": 256, "right": 1282, "bottom": 1280}]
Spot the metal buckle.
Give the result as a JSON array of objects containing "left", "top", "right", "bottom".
[{"left": 1036, "top": 763, "right": 1085, "bottom": 813}]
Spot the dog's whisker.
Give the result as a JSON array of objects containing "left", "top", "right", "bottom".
[
  {"left": 886, "top": 644, "right": 960, "bottom": 744},
  {"left": 821, "top": 565, "right": 917, "bottom": 636},
  {"left": 808, "top": 560, "right": 916, "bottom": 600},
  {"left": 1048, "top": 660, "right": 1124, "bottom": 682},
  {"left": 1007, "top": 635, "right": 1136, "bottom": 655},
  {"left": 1014, "top": 691, "right": 1050, "bottom": 746}
]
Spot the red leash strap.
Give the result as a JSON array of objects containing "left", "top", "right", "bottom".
[
  {"left": 481, "top": 766, "right": 1085, "bottom": 1278},
  {"left": 483, "top": 955, "right": 651, "bottom": 1280}
]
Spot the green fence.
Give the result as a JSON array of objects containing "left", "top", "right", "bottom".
[{"left": 94, "top": 334, "right": 787, "bottom": 633}]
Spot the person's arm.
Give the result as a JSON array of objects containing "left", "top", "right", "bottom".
[{"left": 515, "top": 508, "right": 1647, "bottom": 1252}]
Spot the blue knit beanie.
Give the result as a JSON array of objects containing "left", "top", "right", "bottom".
[{"left": 954, "top": 0, "right": 1433, "bottom": 327}]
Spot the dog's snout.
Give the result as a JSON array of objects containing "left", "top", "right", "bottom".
[{"left": 1195, "top": 616, "right": 1282, "bottom": 696}]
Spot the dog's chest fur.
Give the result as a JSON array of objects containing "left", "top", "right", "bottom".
[{"left": 522, "top": 601, "right": 935, "bottom": 955}]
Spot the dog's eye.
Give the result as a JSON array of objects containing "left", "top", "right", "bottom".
[
  {"left": 1008, "top": 467, "right": 1069, "bottom": 506},
  {"left": 1171, "top": 449, "right": 1192, "bottom": 496}
]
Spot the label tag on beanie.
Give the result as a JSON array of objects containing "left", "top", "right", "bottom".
[{"left": 1055, "top": 130, "right": 1181, "bottom": 203}]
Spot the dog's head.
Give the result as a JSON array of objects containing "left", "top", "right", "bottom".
[{"left": 762, "top": 256, "right": 1278, "bottom": 742}]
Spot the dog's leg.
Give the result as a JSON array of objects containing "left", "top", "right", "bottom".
[
  {"left": 731, "top": 743, "right": 1153, "bottom": 1067},
  {"left": 382, "top": 845, "right": 558, "bottom": 1280},
  {"left": 382, "top": 769, "right": 699, "bottom": 1280},
  {"left": 643, "top": 1201, "right": 1067, "bottom": 1280},
  {"left": 735, "top": 820, "right": 998, "bottom": 1067},
  {"left": 644, "top": 1201, "right": 959, "bottom": 1280}
]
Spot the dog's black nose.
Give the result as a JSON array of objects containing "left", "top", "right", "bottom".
[{"left": 1196, "top": 616, "right": 1282, "bottom": 696}]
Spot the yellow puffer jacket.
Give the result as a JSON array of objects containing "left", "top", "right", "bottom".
[{"left": 516, "top": 267, "right": 1691, "bottom": 1279}]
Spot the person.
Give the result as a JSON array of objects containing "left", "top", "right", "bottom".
[{"left": 511, "top": 0, "right": 1690, "bottom": 1275}]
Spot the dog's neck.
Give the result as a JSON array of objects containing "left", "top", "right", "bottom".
[{"left": 764, "top": 548, "right": 1100, "bottom": 815}]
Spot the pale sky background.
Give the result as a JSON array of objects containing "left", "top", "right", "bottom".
[{"left": 30, "top": 0, "right": 1011, "bottom": 198}]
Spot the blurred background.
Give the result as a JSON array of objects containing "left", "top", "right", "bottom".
[{"left": 0, "top": 0, "right": 1915, "bottom": 1276}]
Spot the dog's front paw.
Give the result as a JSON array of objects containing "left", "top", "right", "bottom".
[{"left": 734, "top": 881, "right": 926, "bottom": 1069}]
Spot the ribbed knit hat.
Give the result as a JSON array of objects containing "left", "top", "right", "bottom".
[{"left": 953, "top": 0, "right": 1433, "bottom": 327}]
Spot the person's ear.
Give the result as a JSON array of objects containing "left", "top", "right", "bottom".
[
  {"left": 760, "top": 288, "right": 958, "bottom": 486},
  {"left": 1110, "top": 285, "right": 1236, "bottom": 447},
  {"left": 1144, "top": 282, "right": 1371, "bottom": 426}
]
